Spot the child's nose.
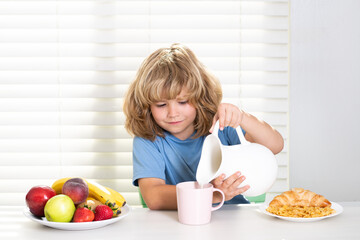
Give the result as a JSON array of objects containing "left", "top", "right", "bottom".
[{"left": 168, "top": 104, "right": 179, "bottom": 117}]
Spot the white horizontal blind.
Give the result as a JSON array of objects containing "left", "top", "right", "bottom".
[{"left": 0, "top": 0, "right": 289, "bottom": 206}]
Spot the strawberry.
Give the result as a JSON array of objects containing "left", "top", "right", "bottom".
[
  {"left": 73, "top": 207, "right": 95, "bottom": 222},
  {"left": 94, "top": 204, "right": 114, "bottom": 221}
]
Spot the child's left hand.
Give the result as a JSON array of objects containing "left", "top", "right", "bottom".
[
  {"left": 209, "top": 103, "right": 243, "bottom": 133},
  {"left": 211, "top": 172, "right": 250, "bottom": 202}
]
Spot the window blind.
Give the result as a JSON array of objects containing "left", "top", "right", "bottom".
[{"left": 0, "top": 0, "right": 289, "bottom": 207}]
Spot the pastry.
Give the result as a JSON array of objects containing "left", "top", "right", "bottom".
[{"left": 269, "top": 188, "right": 331, "bottom": 208}]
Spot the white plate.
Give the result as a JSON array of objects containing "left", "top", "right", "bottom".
[
  {"left": 23, "top": 204, "right": 131, "bottom": 230},
  {"left": 258, "top": 202, "right": 343, "bottom": 222}
]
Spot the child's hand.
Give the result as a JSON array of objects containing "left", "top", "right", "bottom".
[
  {"left": 209, "top": 103, "right": 244, "bottom": 132},
  {"left": 211, "top": 172, "right": 250, "bottom": 202}
]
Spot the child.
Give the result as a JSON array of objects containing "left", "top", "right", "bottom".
[{"left": 123, "top": 43, "right": 284, "bottom": 210}]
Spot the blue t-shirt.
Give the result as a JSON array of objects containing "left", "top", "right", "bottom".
[{"left": 132, "top": 127, "right": 249, "bottom": 204}]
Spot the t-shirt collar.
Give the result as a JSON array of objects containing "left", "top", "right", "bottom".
[{"left": 164, "top": 130, "right": 197, "bottom": 142}]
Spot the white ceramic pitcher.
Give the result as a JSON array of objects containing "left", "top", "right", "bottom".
[{"left": 196, "top": 121, "right": 277, "bottom": 197}]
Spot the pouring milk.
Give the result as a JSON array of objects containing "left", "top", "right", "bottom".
[{"left": 196, "top": 121, "right": 277, "bottom": 196}]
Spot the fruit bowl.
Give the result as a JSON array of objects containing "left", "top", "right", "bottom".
[{"left": 23, "top": 204, "right": 131, "bottom": 231}]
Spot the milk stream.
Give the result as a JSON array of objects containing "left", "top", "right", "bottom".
[
  {"left": 196, "top": 182, "right": 206, "bottom": 189},
  {"left": 196, "top": 178, "right": 208, "bottom": 189}
]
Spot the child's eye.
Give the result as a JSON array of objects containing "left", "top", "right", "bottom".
[
  {"left": 156, "top": 103, "right": 166, "bottom": 107},
  {"left": 179, "top": 101, "right": 188, "bottom": 105}
]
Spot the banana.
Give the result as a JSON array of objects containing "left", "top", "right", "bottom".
[
  {"left": 86, "top": 179, "right": 122, "bottom": 216},
  {"left": 51, "top": 178, "right": 125, "bottom": 217},
  {"left": 51, "top": 177, "right": 71, "bottom": 194},
  {"left": 105, "top": 186, "right": 126, "bottom": 207}
]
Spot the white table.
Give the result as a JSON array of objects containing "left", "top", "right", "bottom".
[{"left": 1, "top": 202, "right": 360, "bottom": 240}]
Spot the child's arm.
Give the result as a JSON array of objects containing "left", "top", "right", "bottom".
[
  {"left": 210, "top": 103, "right": 284, "bottom": 154},
  {"left": 138, "top": 178, "right": 177, "bottom": 210},
  {"left": 241, "top": 111, "right": 284, "bottom": 154},
  {"left": 139, "top": 176, "right": 247, "bottom": 209}
]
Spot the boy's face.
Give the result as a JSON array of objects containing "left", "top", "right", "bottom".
[{"left": 150, "top": 89, "right": 196, "bottom": 140}]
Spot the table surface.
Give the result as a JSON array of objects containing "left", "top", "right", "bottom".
[{"left": 2, "top": 202, "right": 360, "bottom": 240}]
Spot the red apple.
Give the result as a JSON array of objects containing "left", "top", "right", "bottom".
[{"left": 25, "top": 185, "right": 56, "bottom": 217}]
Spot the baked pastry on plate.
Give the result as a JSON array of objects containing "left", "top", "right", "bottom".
[{"left": 266, "top": 188, "right": 335, "bottom": 218}]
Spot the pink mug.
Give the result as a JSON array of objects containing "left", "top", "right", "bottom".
[{"left": 176, "top": 181, "right": 225, "bottom": 225}]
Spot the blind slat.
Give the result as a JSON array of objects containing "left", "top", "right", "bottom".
[
  {"left": 0, "top": 15, "right": 288, "bottom": 29},
  {"left": 0, "top": 125, "right": 287, "bottom": 141},
  {"left": 0, "top": 1, "right": 289, "bottom": 16},
  {"left": 0, "top": 126, "right": 131, "bottom": 139},
  {"left": 0, "top": 112, "right": 126, "bottom": 125},
  {"left": 0, "top": 112, "right": 288, "bottom": 126},
  {"left": 0, "top": 29, "right": 288, "bottom": 43},
  {"left": 0, "top": 98, "right": 288, "bottom": 112},
  {"left": 0, "top": 99, "right": 123, "bottom": 112},
  {"left": 0, "top": 166, "right": 133, "bottom": 179},
  {"left": 0, "top": 153, "right": 133, "bottom": 166},
  {"left": 0, "top": 139, "right": 133, "bottom": 152},
  {"left": 0, "top": 70, "right": 288, "bottom": 85},
  {"left": 1, "top": 84, "right": 288, "bottom": 98},
  {"left": 0, "top": 43, "right": 288, "bottom": 58},
  {"left": 0, "top": 57, "right": 287, "bottom": 71}
]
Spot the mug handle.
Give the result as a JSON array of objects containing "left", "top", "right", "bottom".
[{"left": 211, "top": 188, "right": 225, "bottom": 211}]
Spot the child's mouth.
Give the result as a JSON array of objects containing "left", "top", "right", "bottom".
[{"left": 169, "top": 121, "right": 182, "bottom": 125}]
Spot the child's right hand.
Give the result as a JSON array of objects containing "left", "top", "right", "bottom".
[
  {"left": 209, "top": 103, "right": 244, "bottom": 133},
  {"left": 211, "top": 171, "right": 250, "bottom": 203}
]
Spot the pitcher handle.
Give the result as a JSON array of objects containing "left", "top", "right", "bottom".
[
  {"left": 212, "top": 120, "right": 220, "bottom": 138},
  {"left": 212, "top": 120, "right": 250, "bottom": 145},
  {"left": 235, "top": 125, "right": 250, "bottom": 145}
]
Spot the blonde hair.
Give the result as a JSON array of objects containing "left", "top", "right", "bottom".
[{"left": 123, "top": 43, "right": 222, "bottom": 141}]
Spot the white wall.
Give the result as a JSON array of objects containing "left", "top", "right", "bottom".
[{"left": 290, "top": 0, "right": 360, "bottom": 201}]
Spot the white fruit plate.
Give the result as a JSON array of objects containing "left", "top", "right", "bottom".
[{"left": 23, "top": 204, "right": 131, "bottom": 230}]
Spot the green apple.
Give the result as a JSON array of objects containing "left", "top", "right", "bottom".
[{"left": 44, "top": 194, "right": 76, "bottom": 222}]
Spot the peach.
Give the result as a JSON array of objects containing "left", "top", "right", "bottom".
[{"left": 62, "top": 178, "right": 89, "bottom": 205}]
